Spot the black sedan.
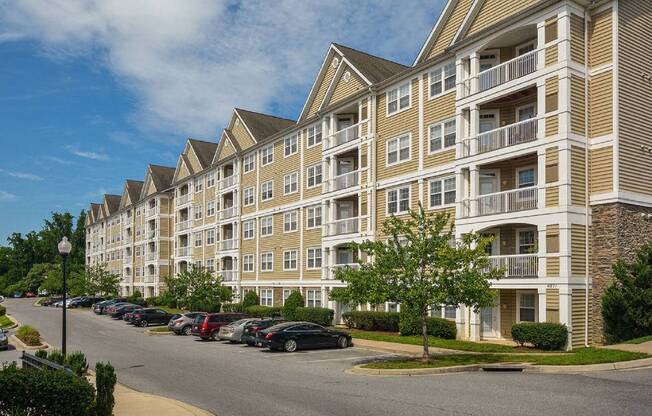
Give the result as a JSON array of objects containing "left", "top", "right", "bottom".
[
  {"left": 109, "top": 304, "right": 140, "bottom": 319},
  {"left": 241, "top": 318, "right": 284, "bottom": 346},
  {"left": 131, "top": 308, "right": 174, "bottom": 327},
  {"left": 255, "top": 322, "right": 352, "bottom": 352}
]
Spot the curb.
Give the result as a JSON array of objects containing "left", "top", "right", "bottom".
[
  {"left": 2, "top": 314, "right": 19, "bottom": 330},
  {"left": 145, "top": 329, "right": 173, "bottom": 336},
  {"left": 348, "top": 363, "right": 481, "bottom": 376},
  {"left": 9, "top": 334, "right": 49, "bottom": 351},
  {"left": 523, "top": 357, "right": 652, "bottom": 373}
]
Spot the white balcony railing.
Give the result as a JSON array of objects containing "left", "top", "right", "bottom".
[
  {"left": 221, "top": 270, "right": 239, "bottom": 282},
  {"left": 146, "top": 206, "right": 159, "bottom": 217},
  {"left": 176, "top": 220, "right": 191, "bottom": 232},
  {"left": 488, "top": 254, "right": 538, "bottom": 278},
  {"left": 124, "top": 256, "right": 133, "bottom": 265},
  {"left": 463, "top": 118, "right": 538, "bottom": 157},
  {"left": 218, "top": 174, "right": 239, "bottom": 189},
  {"left": 220, "top": 238, "right": 238, "bottom": 251},
  {"left": 147, "top": 230, "right": 157, "bottom": 240},
  {"left": 220, "top": 206, "right": 238, "bottom": 220},
  {"left": 331, "top": 170, "right": 359, "bottom": 192},
  {"left": 176, "top": 247, "right": 190, "bottom": 257},
  {"left": 462, "top": 49, "right": 539, "bottom": 98},
  {"left": 325, "top": 122, "right": 364, "bottom": 149},
  {"left": 146, "top": 252, "right": 157, "bottom": 261},
  {"left": 326, "top": 217, "right": 360, "bottom": 236},
  {"left": 467, "top": 187, "right": 538, "bottom": 217},
  {"left": 176, "top": 193, "right": 190, "bottom": 206}
]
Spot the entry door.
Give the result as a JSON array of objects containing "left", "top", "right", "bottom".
[
  {"left": 480, "top": 294, "right": 500, "bottom": 339},
  {"left": 337, "top": 115, "right": 354, "bottom": 131},
  {"left": 478, "top": 112, "right": 499, "bottom": 152},
  {"left": 337, "top": 158, "right": 355, "bottom": 176},
  {"left": 337, "top": 201, "right": 354, "bottom": 219},
  {"left": 479, "top": 171, "right": 499, "bottom": 215}
]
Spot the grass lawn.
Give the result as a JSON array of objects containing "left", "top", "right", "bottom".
[
  {"left": 149, "top": 327, "right": 172, "bottom": 333},
  {"left": 347, "top": 329, "right": 559, "bottom": 353},
  {"left": 361, "top": 348, "right": 649, "bottom": 369},
  {"left": 623, "top": 335, "right": 652, "bottom": 345},
  {"left": 156, "top": 306, "right": 185, "bottom": 314},
  {"left": 0, "top": 315, "right": 13, "bottom": 329}
]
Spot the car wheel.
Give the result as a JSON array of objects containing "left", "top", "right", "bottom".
[
  {"left": 140, "top": 320, "right": 148, "bottom": 327},
  {"left": 337, "top": 336, "right": 349, "bottom": 349},
  {"left": 211, "top": 332, "right": 219, "bottom": 341},
  {"left": 182, "top": 326, "right": 192, "bottom": 336},
  {"left": 283, "top": 339, "right": 297, "bottom": 353}
]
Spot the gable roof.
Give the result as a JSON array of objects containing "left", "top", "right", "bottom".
[
  {"left": 187, "top": 139, "right": 218, "bottom": 170},
  {"left": 149, "top": 165, "right": 175, "bottom": 192},
  {"left": 126, "top": 180, "right": 143, "bottom": 205},
  {"left": 88, "top": 203, "right": 102, "bottom": 224},
  {"left": 103, "top": 194, "right": 121, "bottom": 216},
  {"left": 331, "top": 43, "right": 408, "bottom": 84},
  {"left": 234, "top": 109, "right": 294, "bottom": 142}
]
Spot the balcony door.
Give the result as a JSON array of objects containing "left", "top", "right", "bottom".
[
  {"left": 478, "top": 111, "right": 499, "bottom": 152},
  {"left": 479, "top": 170, "right": 500, "bottom": 215},
  {"left": 337, "top": 158, "right": 355, "bottom": 176},
  {"left": 337, "top": 201, "right": 354, "bottom": 220},
  {"left": 480, "top": 293, "right": 500, "bottom": 339},
  {"left": 337, "top": 115, "right": 355, "bottom": 131}
]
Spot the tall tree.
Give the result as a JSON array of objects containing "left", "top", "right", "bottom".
[{"left": 331, "top": 205, "right": 502, "bottom": 359}]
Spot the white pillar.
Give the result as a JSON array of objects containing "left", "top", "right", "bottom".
[
  {"left": 470, "top": 308, "right": 481, "bottom": 341},
  {"left": 470, "top": 165, "right": 480, "bottom": 216},
  {"left": 469, "top": 53, "right": 480, "bottom": 95},
  {"left": 455, "top": 305, "right": 466, "bottom": 340},
  {"left": 537, "top": 148, "right": 546, "bottom": 209},
  {"left": 538, "top": 287, "right": 547, "bottom": 323},
  {"left": 559, "top": 285, "right": 573, "bottom": 350}
]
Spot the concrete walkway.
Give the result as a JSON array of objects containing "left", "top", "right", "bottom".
[
  {"left": 353, "top": 338, "right": 461, "bottom": 355},
  {"left": 113, "top": 383, "right": 214, "bottom": 416},
  {"left": 603, "top": 340, "right": 652, "bottom": 354}
]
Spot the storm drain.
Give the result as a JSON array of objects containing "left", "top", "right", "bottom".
[{"left": 480, "top": 363, "right": 526, "bottom": 372}]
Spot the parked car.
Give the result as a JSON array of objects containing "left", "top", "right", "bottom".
[
  {"left": 131, "top": 308, "right": 174, "bottom": 327},
  {"left": 70, "top": 296, "right": 105, "bottom": 308},
  {"left": 241, "top": 318, "right": 285, "bottom": 346},
  {"left": 256, "top": 322, "right": 352, "bottom": 352},
  {"left": 217, "top": 318, "right": 263, "bottom": 343},
  {"left": 103, "top": 302, "right": 132, "bottom": 315},
  {"left": 0, "top": 329, "right": 8, "bottom": 351},
  {"left": 37, "top": 289, "right": 48, "bottom": 297},
  {"left": 41, "top": 297, "right": 62, "bottom": 307},
  {"left": 191, "top": 313, "right": 248, "bottom": 340},
  {"left": 0, "top": 295, "right": 5, "bottom": 303},
  {"left": 93, "top": 298, "right": 127, "bottom": 314},
  {"left": 13, "top": 292, "right": 23, "bottom": 298},
  {"left": 123, "top": 308, "right": 146, "bottom": 323},
  {"left": 25, "top": 292, "right": 36, "bottom": 298},
  {"left": 168, "top": 312, "right": 205, "bottom": 335},
  {"left": 60, "top": 297, "right": 83, "bottom": 308},
  {"left": 109, "top": 304, "right": 140, "bottom": 319}
]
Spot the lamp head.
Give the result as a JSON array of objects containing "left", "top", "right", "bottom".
[{"left": 58, "top": 237, "right": 72, "bottom": 256}]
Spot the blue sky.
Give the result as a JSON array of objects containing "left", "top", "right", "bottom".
[{"left": 0, "top": 0, "right": 444, "bottom": 243}]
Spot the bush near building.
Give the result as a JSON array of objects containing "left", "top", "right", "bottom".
[
  {"left": 282, "top": 291, "right": 304, "bottom": 321},
  {"left": 222, "top": 302, "right": 244, "bottom": 313},
  {"left": 95, "top": 362, "right": 117, "bottom": 416},
  {"left": 242, "top": 291, "right": 259, "bottom": 309},
  {"left": 16, "top": 325, "right": 41, "bottom": 346},
  {"left": 343, "top": 311, "right": 401, "bottom": 332},
  {"left": 244, "top": 305, "right": 282, "bottom": 317},
  {"left": 398, "top": 313, "right": 457, "bottom": 339},
  {"left": 294, "top": 307, "right": 334, "bottom": 326},
  {"left": 511, "top": 323, "right": 568, "bottom": 350}
]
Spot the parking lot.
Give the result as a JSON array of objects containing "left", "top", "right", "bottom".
[{"left": 4, "top": 297, "right": 652, "bottom": 416}]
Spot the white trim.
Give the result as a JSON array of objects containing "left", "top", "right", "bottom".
[
  {"left": 260, "top": 215, "right": 274, "bottom": 237},
  {"left": 298, "top": 47, "right": 339, "bottom": 121},
  {"left": 233, "top": 109, "right": 259, "bottom": 144},
  {"left": 306, "top": 205, "right": 323, "bottom": 229},
  {"left": 242, "top": 219, "right": 255, "bottom": 240},
  {"left": 260, "top": 179, "right": 274, "bottom": 202},
  {"left": 516, "top": 290, "right": 538, "bottom": 323},
  {"left": 385, "top": 81, "right": 412, "bottom": 117},
  {"left": 260, "top": 143, "right": 274, "bottom": 166},
  {"left": 243, "top": 186, "right": 255, "bottom": 207},
  {"left": 283, "top": 134, "right": 299, "bottom": 158},
  {"left": 515, "top": 103, "right": 537, "bottom": 122},
  {"left": 306, "top": 163, "right": 323, "bottom": 189},
  {"left": 260, "top": 251, "right": 274, "bottom": 272},
  {"left": 283, "top": 172, "right": 299, "bottom": 196},
  {"left": 386, "top": 132, "right": 412, "bottom": 167},
  {"left": 242, "top": 254, "right": 255, "bottom": 273},
  {"left": 427, "top": 117, "right": 457, "bottom": 154},
  {"left": 413, "top": 0, "right": 457, "bottom": 65},
  {"left": 516, "top": 165, "right": 537, "bottom": 188},
  {"left": 283, "top": 210, "right": 299, "bottom": 233},
  {"left": 306, "top": 247, "right": 322, "bottom": 270},
  {"left": 427, "top": 175, "right": 457, "bottom": 210},
  {"left": 385, "top": 184, "right": 412, "bottom": 216},
  {"left": 427, "top": 61, "right": 457, "bottom": 100},
  {"left": 282, "top": 249, "right": 298, "bottom": 271}
]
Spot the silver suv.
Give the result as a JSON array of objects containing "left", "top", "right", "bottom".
[{"left": 168, "top": 312, "right": 205, "bottom": 335}]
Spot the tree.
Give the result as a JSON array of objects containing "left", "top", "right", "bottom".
[
  {"left": 602, "top": 242, "right": 652, "bottom": 343},
  {"left": 167, "top": 266, "right": 232, "bottom": 311},
  {"left": 84, "top": 264, "right": 120, "bottom": 297},
  {"left": 242, "top": 291, "right": 259, "bottom": 309},
  {"left": 283, "top": 290, "right": 304, "bottom": 320},
  {"left": 330, "top": 205, "right": 502, "bottom": 359}
]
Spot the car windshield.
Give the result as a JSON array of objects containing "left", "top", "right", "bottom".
[
  {"left": 231, "top": 318, "right": 252, "bottom": 326},
  {"left": 193, "top": 315, "right": 205, "bottom": 324}
]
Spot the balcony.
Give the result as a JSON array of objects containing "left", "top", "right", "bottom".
[
  {"left": 488, "top": 254, "right": 538, "bottom": 278},
  {"left": 462, "top": 48, "right": 539, "bottom": 98},
  {"left": 325, "top": 217, "right": 360, "bottom": 236},
  {"left": 220, "top": 206, "right": 238, "bottom": 221},
  {"left": 462, "top": 187, "right": 538, "bottom": 218},
  {"left": 330, "top": 171, "right": 359, "bottom": 192},
  {"left": 176, "top": 193, "right": 190, "bottom": 206},
  {"left": 325, "top": 263, "right": 360, "bottom": 279},
  {"left": 176, "top": 247, "right": 190, "bottom": 257},
  {"left": 325, "top": 122, "right": 363, "bottom": 150},
  {"left": 176, "top": 220, "right": 191, "bottom": 232},
  {"left": 220, "top": 238, "right": 239, "bottom": 251},
  {"left": 146, "top": 251, "right": 157, "bottom": 262},
  {"left": 146, "top": 206, "right": 159, "bottom": 217},
  {"left": 124, "top": 256, "right": 132, "bottom": 265},
  {"left": 221, "top": 270, "right": 239, "bottom": 282},
  {"left": 462, "top": 118, "right": 538, "bottom": 157},
  {"left": 218, "top": 174, "right": 239, "bottom": 190},
  {"left": 147, "top": 230, "right": 157, "bottom": 240}
]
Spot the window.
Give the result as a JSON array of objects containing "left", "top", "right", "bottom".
[
  {"left": 307, "top": 124, "right": 322, "bottom": 147},
  {"left": 307, "top": 206, "right": 322, "bottom": 228},
  {"left": 194, "top": 231, "right": 202, "bottom": 247},
  {"left": 261, "top": 252, "right": 273, "bottom": 272},
  {"left": 284, "top": 211, "right": 298, "bottom": 232},
  {"left": 206, "top": 229, "right": 215, "bottom": 245},
  {"left": 283, "top": 250, "right": 298, "bottom": 270},
  {"left": 306, "top": 164, "right": 322, "bottom": 188},
  {"left": 306, "top": 289, "right": 322, "bottom": 308},
  {"left": 206, "top": 200, "right": 215, "bottom": 216},
  {"left": 387, "top": 186, "right": 410, "bottom": 214},
  {"left": 261, "top": 144, "right": 274, "bottom": 166},
  {"left": 518, "top": 230, "right": 537, "bottom": 254},
  {"left": 387, "top": 134, "right": 410, "bottom": 165},
  {"left": 307, "top": 248, "right": 322, "bottom": 269},
  {"left": 261, "top": 180, "right": 273, "bottom": 201},
  {"left": 518, "top": 293, "right": 536, "bottom": 322},
  {"left": 444, "top": 305, "right": 457, "bottom": 320},
  {"left": 387, "top": 82, "right": 411, "bottom": 115},
  {"left": 243, "top": 254, "right": 254, "bottom": 272},
  {"left": 206, "top": 259, "right": 215, "bottom": 272},
  {"left": 260, "top": 289, "right": 273, "bottom": 306},
  {"left": 284, "top": 172, "right": 298, "bottom": 195},
  {"left": 194, "top": 204, "right": 203, "bottom": 220},
  {"left": 206, "top": 173, "right": 215, "bottom": 188},
  {"left": 429, "top": 61, "right": 456, "bottom": 97},
  {"left": 261, "top": 216, "right": 273, "bottom": 236},
  {"left": 282, "top": 289, "right": 292, "bottom": 305},
  {"left": 194, "top": 176, "right": 203, "bottom": 192},
  {"left": 429, "top": 119, "right": 456, "bottom": 153},
  {"left": 243, "top": 153, "right": 255, "bottom": 173},
  {"left": 243, "top": 220, "right": 255, "bottom": 239},
  {"left": 284, "top": 134, "right": 298, "bottom": 157},
  {"left": 429, "top": 176, "right": 456, "bottom": 208},
  {"left": 243, "top": 187, "right": 254, "bottom": 206},
  {"left": 517, "top": 168, "right": 536, "bottom": 188}
]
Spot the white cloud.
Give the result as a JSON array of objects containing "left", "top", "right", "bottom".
[
  {"left": 66, "top": 145, "right": 110, "bottom": 161},
  {"left": 0, "top": 0, "right": 442, "bottom": 138},
  {"left": 0, "top": 190, "right": 17, "bottom": 202},
  {"left": 0, "top": 169, "right": 44, "bottom": 181}
]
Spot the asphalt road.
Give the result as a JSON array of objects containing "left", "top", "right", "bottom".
[{"left": 2, "top": 298, "right": 652, "bottom": 416}]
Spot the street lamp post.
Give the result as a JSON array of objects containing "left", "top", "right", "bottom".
[{"left": 58, "top": 236, "right": 72, "bottom": 356}]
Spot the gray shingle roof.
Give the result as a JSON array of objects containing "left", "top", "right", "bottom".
[
  {"left": 104, "top": 194, "right": 121, "bottom": 215},
  {"left": 235, "top": 109, "right": 295, "bottom": 141},
  {"left": 187, "top": 139, "right": 218, "bottom": 169},
  {"left": 125, "top": 180, "right": 144, "bottom": 205},
  {"left": 149, "top": 165, "right": 175, "bottom": 192},
  {"left": 332, "top": 43, "right": 408, "bottom": 84}
]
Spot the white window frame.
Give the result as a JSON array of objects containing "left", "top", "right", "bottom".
[
  {"left": 306, "top": 163, "right": 322, "bottom": 188},
  {"left": 386, "top": 82, "right": 411, "bottom": 116},
  {"left": 243, "top": 186, "right": 255, "bottom": 207},
  {"left": 307, "top": 124, "right": 322, "bottom": 148},
  {"left": 206, "top": 200, "right": 215, "bottom": 217},
  {"left": 283, "top": 211, "right": 298, "bottom": 233},
  {"left": 260, "top": 216, "right": 273, "bottom": 237},
  {"left": 516, "top": 291, "right": 538, "bottom": 322},
  {"left": 243, "top": 153, "right": 255, "bottom": 173},
  {"left": 386, "top": 134, "right": 411, "bottom": 166},
  {"left": 306, "top": 289, "right": 322, "bottom": 308},
  {"left": 282, "top": 289, "right": 292, "bottom": 305},
  {"left": 283, "top": 172, "right": 298, "bottom": 195},
  {"left": 516, "top": 165, "right": 537, "bottom": 188},
  {"left": 260, "top": 289, "right": 273, "bottom": 306},
  {"left": 243, "top": 254, "right": 254, "bottom": 272},
  {"left": 306, "top": 206, "right": 322, "bottom": 229},
  {"left": 284, "top": 134, "right": 298, "bottom": 157},
  {"left": 306, "top": 247, "right": 322, "bottom": 269},
  {"left": 206, "top": 229, "right": 215, "bottom": 245},
  {"left": 428, "top": 118, "right": 456, "bottom": 154},
  {"left": 283, "top": 250, "right": 298, "bottom": 271},
  {"left": 194, "top": 231, "right": 203, "bottom": 247},
  {"left": 194, "top": 204, "right": 203, "bottom": 220},
  {"left": 261, "top": 144, "right": 274, "bottom": 166},
  {"left": 428, "top": 176, "right": 456, "bottom": 209},
  {"left": 194, "top": 176, "right": 203, "bottom": 192},
  {"left": 261, "top": 252, "right": 273, "bottom": 272},
  {"left": 428, "top": 61, "right": 456, "bottom": 99},
  {"left": 243, "top": 220, "right": 255, "bottom": 240},
  {"left": 261, "top": 180, "right": 274, "bottom": 201},
  {"left": 206, "top": 172, "right": 215, "bottom": 188},
  {"left": 516, "top": 228, "right": 537, "bottom": 255},
  {"left": 386, "top": 185, "right": 411, "bottom": 215}
]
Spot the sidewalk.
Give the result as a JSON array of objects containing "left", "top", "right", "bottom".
[
  {"left": 353, "top": 338, "right": 460, "bottom": 355},
  {"left": 603, "top": 340, "right": 652, "bottom": 355},
  {"left": 113, "top": 383, "right": 214, "bottom": 416}
]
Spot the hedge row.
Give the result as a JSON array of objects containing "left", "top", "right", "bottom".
[
  {"left": 294, "top": 307, "right": 334, "bottom": 326},
  {"left": 511, "top": 322, "right": 568, "bottom": 350},
  {"left": 244, "top": 305, "right": 282, "bottom": 318},
  {"left": 342, "top": 311, "right": 400, "bottom": 332}
]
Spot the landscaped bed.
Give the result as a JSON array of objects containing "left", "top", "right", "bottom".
[
  {"left": 361, "top": 348, "right": 649, "bottom": 369},
  {"left": 148, "top": 327, "right": 171, "bottom": 333},
  {"left": 0, "top": 315, "right": 13, "bottom": 329}
]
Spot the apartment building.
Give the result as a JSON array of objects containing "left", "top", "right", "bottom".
[{"left": 86, "top": 0, "right": 652, "bottom": 348}]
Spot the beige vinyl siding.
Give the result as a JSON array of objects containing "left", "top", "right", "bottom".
[
  {"left": 426, "top": 0, "right": 473, "bottom": 60},
  {"left": 589, "top": 9, "right": 613, "bottom": 68},
  {"left": 545, "top": 44, "right": 558, "bottom": 67},
  {"left": 590, "top": 146, "right": 613, "bottom": 194},
  {"left": 258, "top": 213, "right": 300, "bottom": 280},
  {"left": 570, "top": 146, "right": 587, "bottom": 206},
  {"left": 307, "top": 56, "right": 339, "bottom": 119},
  {"left": 423, "top": 87, "right": 456, "bottom": 169},
  {"left": 570, "top": 75, "right": 586, "bottom": 135},
  {"left": 259, "top": 138, "right": 300, "bottom": 209},
  {"left": 546, "top": 224, "right": 560, "bottom": 277},
  {"left": 375, "top": 182, "right": 419, "bottom": 237},
  {"left": 231, "top": 119, "right": 256, "bottom": 151},
  {"left": 546, "top": 257, "right": 560, "bottom": 277},
  {"left": 219, "top": 139, "right": 236, "bottom": 161},
  {"left": 500, "top": 289, "right": 516, "bottom": 338},
  {"left": 572, "top": 288, "right": 591, "bottom": 347},
  {"left": 376, "top": 78, "right": 419, "bottom": 181},
  {"left": 176, "top": 159, "right": 192, "bottom": 181},
  {"left": 145, "top": 180, "right": 157, "bottom": 197},
  {"left": 327, "top": 64, "right": 366, "bottom": 106},
  {"left": 618, "top": 0, "right": 652, "bottom": 196},
  {"left": 545, "top": 76, "right": 559, "bottom": 112},
  {"left": 545, "top": 116, "right": 558, "bottom": 136},
  {"left": 467, "top": 0, "right": 537, "bottom": 36},
  {"left": 303, "top": 128, "right": 323, "bottom": 199},
  {"left": 303, "top": 207, "right": 322, "bottom": 280},
  {"left": 570, "top": 224, "right": 588, "bottom": 277},
  {"left": 186, "top": 148, "right": 203, "bottom": 173},
  {"left": 240, "top": 150, "right": 257, "bottom": 216},
  {"left": 545, "top": 146, "right": 559, "bottom": 207},
  {"left": 589, "top": 71, "right": 613, "bottom": 138},
  {"left": 546, "top": 289, "right": 560, "bottom": 323},
  {"left": 570, "top": 14, "right": 585, "bottom": 65},
  {"left": 482, "top": 154, "right": 537, "bottom": 192}
]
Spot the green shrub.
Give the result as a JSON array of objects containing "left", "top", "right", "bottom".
[
  {"left": 398, "top": 307, "right": 456, "bottom": 339},
  {"left": 282, "top": 291, "right": 304, "bottom": 321},
  {"left": 245, "top": 305, "right": 282, "bottom": 318},
  {"left": 192, "top": 301, "right": 221, "bottom": 313},
  {"left": 95, "top": 362, "right": 116, "bottom": 416},
  {"left": 147, "top": 295, "right": 162, "bottom": 306},
  {"left": 34, "top": 349, "right": 47, "bottom": 359},
  {"left": 0, "top": 304, "right": 5, "bottom": 316},
  {"left": 65, "top": 351, "right": 88, "bottom": 376},
  {"left": 343, "top": 311, "right": 400, "bottom": 332},
  {"left": 242, "top": 291, "right": 259, "bottom": 309},
  {"left": 16, "top": 325, "right": 41, "bottom": 346},
  {"left": 222, "top": 302, "right": 244, "bottom": 313},
  {"left": 46, "top": 349, "right": 65, "bottom": 365},
  {"left": 0, "top": 362, "right": 96, "bottom": 416},
  {"left": 511, "top": 322, "right": 568, "bottom": 350},
  {"left": 295, "top": 307, "right": 334, "bottom": 326}
]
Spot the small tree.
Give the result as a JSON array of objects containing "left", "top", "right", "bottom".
[
  {"left": 84, "top": 263, "right": 120, "bottom": 297},
  {"left": 283, "top": 290, "right": 304, "bottom": 320},
  {"left": 242, "top": 291, "right": 260, "bottom": 308},
  {"left": 95, "top": 362, "right": 117, "bottom": 416},
  {"left": 331, "top": 205, "right": 502, "bottom": 359},
  {"left": 170, "top": 266, "right": 232, "bottom": 311},
  {"left": 602, "top": 242, "right": 652, "bottom": 343}
]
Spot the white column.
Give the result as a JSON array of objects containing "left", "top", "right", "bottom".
[
  {"left": 470, "top": 165, "right": 480, "bottom": 216},
  {"left": 469, "top": 105, "right": 479, "bottom": 156},
  {"left": 537, "top": 148, "right": 546, "bottom": 209},
  {"left": 536, "top": 20, "right": 546, "bottom": 71},
  {"left": 559, "top": 285, "right": 572, "bottom": 350},
  {"left": 538, "top": 287, "right": 547, "bottom": 323},
  {"left": 557, "top": 11, "right": 571, "bottom": 63},
  {"left": 469, "top": 308, "right": 481, "bottom": 341},
  {"left": 537, "top": 78, "right": 546, "bottom": 137},
  {"left": 538, "top": 223, "right": 547, "bottom": 279},
  {"left": 455, "top": 305, "right": 466, "bottom": 340},
  {"left": 469, "top": 53, "right": 480, "bottom": 95}
]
